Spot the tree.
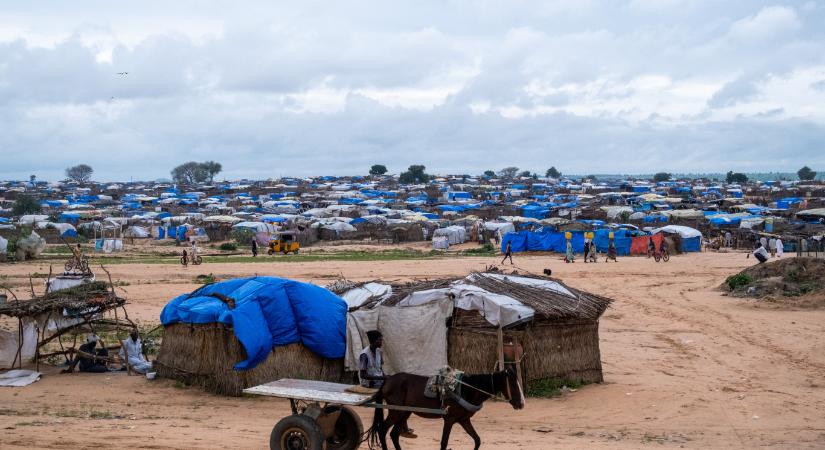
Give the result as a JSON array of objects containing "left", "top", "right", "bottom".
[
  {"left": 171, "top": 162, "right": 208, "bottom": 185},
  {"left": 498, "top": 167, "right": 519, "bottom": 178},
  {"left": 725, "top": 171, "right": 748, "bottom": 184},
  {"left": 201, "top": 161, "right": 222, "bottom": 183},
  {"left": 545, "top": 167, "right": 561, "bottom": 178},
  {"left": 29, "top": 175, "right": 36, "bottom": 183},
  {"left": 653, "top": 172, "right": 671, "bottom": 182},
  {"left": 398, "top": 165, "right": 429, "bottom": 184},
  {"left": 518, "top": 170, "right": 532, "bottom": 178},
  {"left": 12, "top": 195, "right": 42, "bottom": 215},
  {"left": 483, "top": 170, "right": 496, "bottom": 178},
  {"left": 797, "top": 166, "right": 817, "bottom": 181},
  {"left": 369, "top": 164, "right": 388, "bottom": 176},
  {"left": 65, "top": 164, "right": 94, "bottom": 184}
]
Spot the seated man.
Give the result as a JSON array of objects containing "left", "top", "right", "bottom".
[
  {"left": 119, "top": 329, "right": 152, "bottom": 374},
  {"left": 78, "top": 334, "right": 109, "bottom": 373}
]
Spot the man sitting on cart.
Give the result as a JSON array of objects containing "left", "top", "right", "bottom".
[{"left": 359, "top": 330, "right": 417, "bottom": 439}]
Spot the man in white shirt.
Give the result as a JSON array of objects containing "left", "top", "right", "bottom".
[
  {"left": 752, "top": 243, "right": 769, "bottom": 264},
  {"left": 120, "top": 329, "right": 152, "bottom": 374}
]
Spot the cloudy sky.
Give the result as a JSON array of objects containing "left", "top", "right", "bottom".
[{"left": 2, "top": 0, "right": 825, "bottom": 181}]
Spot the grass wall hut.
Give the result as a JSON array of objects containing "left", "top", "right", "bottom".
[
  {"left": 155, "top": 277, "right": 347, "bottom": 396},
  {"left": 339, "top": 271, "right": 612, "bottom": 388}
]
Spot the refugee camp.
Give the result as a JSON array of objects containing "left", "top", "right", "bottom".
[{"left": 3, "top": 2, "right": 825, "bottom": 449}]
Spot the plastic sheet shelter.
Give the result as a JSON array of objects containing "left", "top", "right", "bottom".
[{"left": 160, "top": 277, "right": 347, "bottom": 370}]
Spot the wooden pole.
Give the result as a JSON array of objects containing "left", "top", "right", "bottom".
[{"left": 496, "top": 326, "right": 505, "bottom": 372}]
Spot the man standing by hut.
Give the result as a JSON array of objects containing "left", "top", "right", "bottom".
[
  {"left": 251, "top": 237, "right": 258, "bottom": 257},
  {"left": 359, "top": 330, "right": 417, "bottom": 439}
]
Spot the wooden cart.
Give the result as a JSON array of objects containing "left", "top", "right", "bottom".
[{"left": 244, "top": 378, "right": 445, "bottom": 450}]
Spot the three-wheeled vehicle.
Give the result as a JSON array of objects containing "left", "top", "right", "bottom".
[{"left": 268, "top": 231, "right": 300, "bottom": 255}]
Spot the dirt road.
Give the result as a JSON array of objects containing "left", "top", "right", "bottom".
[{"left": 1, "top": 252, "right": 824, "bottom": 449}]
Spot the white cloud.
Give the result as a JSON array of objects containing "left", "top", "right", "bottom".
[{"left": 1, "top": 0, "right": 824, "bottom": 180}]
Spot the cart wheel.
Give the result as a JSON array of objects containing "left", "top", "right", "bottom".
[
  {"left": 325, "top": 406, "right": 363, "bottom": 450},
  {"left": 270, "top": 415, "right": 325, "bottom": 450},
  {"left": 293, "top": 249, "right": 299, "bottom": 254}
]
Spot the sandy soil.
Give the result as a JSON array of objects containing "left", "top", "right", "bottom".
[{"left": 1, "top": 251, "right": 824, "bottom": 449}]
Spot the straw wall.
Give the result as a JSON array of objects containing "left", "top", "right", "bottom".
[
  {"left": 155, "top": 323, "right": 345, "bottom": 396},
  {"left": 447, "top": 320, "right": 604, "bottom": 385}
]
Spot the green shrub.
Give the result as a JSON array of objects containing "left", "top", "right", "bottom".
[
  {"left": 784, "top": 270, "right": 801, "bottom": 283},
  {"left": 229, "top": 228, "right": 255, "bottom": 246},
  {"left": 726, "top": 273, "right": 753, "bottom": 291},
  {"left": 526, "top": 377, "right": 584, "bottom": 398},
  {"left": 219, "top": 242, "right": 237, "bottom": 251},
  {"left": 195, "top": 273, "right": 217, "bottom": 284},
  {"left": 463, "top": 243, "right": 496, "bottom": 255}
]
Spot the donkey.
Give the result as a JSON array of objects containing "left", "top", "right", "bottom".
[{"left": 369, "top": 368, "right": 525, "bottom": 450}]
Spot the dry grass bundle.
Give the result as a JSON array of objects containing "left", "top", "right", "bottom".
[
  {"left": 155, "top": 323, "right": 346, "bottom": 396},
  {"left": 0, "top": 281, "right": 124, "bottom": 318}
]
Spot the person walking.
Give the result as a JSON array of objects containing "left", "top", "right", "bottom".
[
  {"left": 251, "top": 238, "right": 258, "bottom": 257},
  {"left": 501, "top": 241, "right": 513, "bottom": 265},
  {"left": 775, "top": 237, "right": 784, "bottom": 258},
  {"left": 768, "top": 237, "right": 777, "bottom": 257}
]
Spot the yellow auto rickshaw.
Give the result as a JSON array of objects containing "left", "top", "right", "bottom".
[{"left": 268, "top": 231, "right": 300, "bottom": 255}]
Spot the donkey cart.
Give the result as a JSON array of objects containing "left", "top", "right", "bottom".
[{"left": 244, "top": 378, "right": 445, "bottom": 450}]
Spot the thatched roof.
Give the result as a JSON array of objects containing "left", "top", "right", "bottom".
[
  {"left": 0, "top": 281, "right": 125, "bottom": 318},
  {"left": 340, "top": 270, "right": 612, "bottom": 322}
]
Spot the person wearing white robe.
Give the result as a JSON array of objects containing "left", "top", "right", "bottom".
[
  {"left": 119, "top": 330, "right": 152, "bottom": 374},
  {"left": 775, "top": 238, "right": 784, "bottom": 257}
]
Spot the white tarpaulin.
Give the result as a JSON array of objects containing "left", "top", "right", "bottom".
[
  {"left": 433, "top": 226, "right": 466, "bottom": 244},
  {"left": 346, "top": 300, "right": 453, "bottom": 376},
  {"left": 431, "top": 236, "right": 449, "bottom": 250},
  {"left": 0, "top": 319, "right": 37, "bottom": 369},
  {"left": 0, "top": 369, "right": 41, "bottom": 387},
  {"left": 341, "top": 283, "right": 392, "bottom": 309},
  {"left": 651, "top": 225, "right": 702, "bottom": 239},
  {"left": 394, "top": 283, "right": 535, "bottom": 327}
]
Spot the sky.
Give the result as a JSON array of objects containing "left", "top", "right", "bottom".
[{"left": 1, "top": 0, "right": 825, "bottom": 181}]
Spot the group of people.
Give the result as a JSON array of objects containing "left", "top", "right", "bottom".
[
  {"left": 501, "top": 236, "right": 619, "bottom": 265},
  {"left": 77, "top": 329, "right": 153, "bottom": 375},
  {"left": 752, "top": 235, "right": 784, "bottom": 263}
]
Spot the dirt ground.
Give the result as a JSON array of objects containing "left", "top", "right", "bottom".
[{"left": 1, "top": 250, "right": 824, "bottom": 449}]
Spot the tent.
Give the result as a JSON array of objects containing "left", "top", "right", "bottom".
[{"left": 651, "top": 225, "right": 702, "bottom": 252}]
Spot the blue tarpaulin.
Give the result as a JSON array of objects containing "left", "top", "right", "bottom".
[{"left": 161, "top": 277, "right": 347, "bottom": 370}]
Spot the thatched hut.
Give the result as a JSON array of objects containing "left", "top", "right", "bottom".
[
  {"left": 155, "top": 277, "right": 348, "bottom": 396},
  {"left": 155, "top": 324, "right": 344, "bottom": 395},
  {"left": 341, "top": 271, "right": 612, "bottom": 387}
]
